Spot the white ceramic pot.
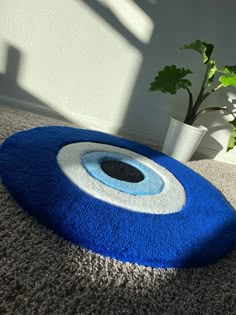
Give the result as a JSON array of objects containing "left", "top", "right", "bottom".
[{"left": 162, "top": 117, "right": 208, "bottom": 162}]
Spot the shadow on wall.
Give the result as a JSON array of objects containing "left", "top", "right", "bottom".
[
  {"left": 0, "top": 44, "right": 67, "bottom": 121},
  {"left": 1, "top": 2, "right": 234, "bottom": 157},
  {"left": 80, "top": 0, "right": 229, "bottom": 157},
  {"left": 0, "top": 44, "right": 224, "bottom": 158},
  {"left": 80, "top": 0, "right": 170, "bottom": 142}
]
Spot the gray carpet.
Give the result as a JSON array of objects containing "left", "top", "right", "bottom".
[{"left": 0, "top": 106, "right": 236, "bottom": 315}]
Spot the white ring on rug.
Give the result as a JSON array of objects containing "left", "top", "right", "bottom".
[{"left": 57, "top": 142, "right": 186, "bottom": 214}]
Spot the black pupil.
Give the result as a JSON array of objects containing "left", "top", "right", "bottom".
[{"left": 101, "top": 160, "right": 144, "bottom": 183}]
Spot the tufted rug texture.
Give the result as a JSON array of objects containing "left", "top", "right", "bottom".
[{"left": 0, "top": 106, "right": 236, "bottom": 315}]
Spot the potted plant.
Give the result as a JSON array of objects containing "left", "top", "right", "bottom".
[{"left": 149, "top": 40, "right": 236, "bottom": 162}]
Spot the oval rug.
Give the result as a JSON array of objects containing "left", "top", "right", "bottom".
[{"left": 0, "top": 126, "right": 235, "bottom": 268}]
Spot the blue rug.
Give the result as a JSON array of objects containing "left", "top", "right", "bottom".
[{"left": 0, "top": 126, "right": 235, "bottom": 268}]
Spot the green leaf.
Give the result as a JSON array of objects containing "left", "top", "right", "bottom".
[
  {"left": 227, "top": 133, "right": 236, "bottom": 151},
  {"left": 221, "top": 65, "right": 236, "bottom": 74},
  {"left": 149, "top": 65, "right": 192, "bottom": 95},
  {"left": 227, "top": 118, "right": 236, "bottom": 151},
  {"left": 219, "top": 65, "right": 236, "bottom": 87},
  {"left": 181, "top": 40, "right": 214, "bottom": 64},
  {"left": 219, "top": 74, "right": 236, "bottom": 87},
  {"left": 208, "top": 60, "right": 218, "bottom": 86}
]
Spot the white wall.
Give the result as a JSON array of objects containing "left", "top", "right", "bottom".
[{"left": 0, "top": 0, "right": 235, "bottom": 162}]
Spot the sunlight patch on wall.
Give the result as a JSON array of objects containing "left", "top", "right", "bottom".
[
  {"left": 98, "top": 0, "right": 154, "bottom": 44},
  {"left": 227, "top": 92, "right": 236, "bottom": 107}
]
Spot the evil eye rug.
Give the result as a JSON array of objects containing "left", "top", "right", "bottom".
[{"left": 0, "top": 126, "right": 235, "bottom": 268}]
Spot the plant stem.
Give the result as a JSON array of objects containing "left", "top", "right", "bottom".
[
  {"left": 188, "top": 70, "right": 224, "bottom": 125},
  {"left": 211, "top": 83, "right": 224, "bottom": 92},
  {"left": 184, "top": 87, "right": 193, "bottom": 123},
  {"left": 200, "top": 83, "right": 224, "bottom": 104},
  {"left": 191, "top": 63, "right": 211, "bottom": 117}
]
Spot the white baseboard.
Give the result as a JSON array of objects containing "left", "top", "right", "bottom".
[
  {"left": 0, "top": 95, "right": 159, "bottom": 146},
  {"left": 1, "top": 95, "right": 235, "bottom": 165},
  {"left": 0, "top": 95, "right": 67, "bottom": 121}
]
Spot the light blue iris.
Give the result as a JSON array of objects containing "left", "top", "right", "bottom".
[{"left": 81, "top": 151, "right": 164, "bottom": 196}]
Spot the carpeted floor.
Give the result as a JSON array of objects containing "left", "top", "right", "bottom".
[{"left": 0, "top": 105, "right": 236, "bottom": 315}]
